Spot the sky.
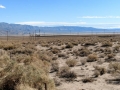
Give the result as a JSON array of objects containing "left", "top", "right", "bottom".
[{"left": 0, "top": 0, "right": 120, "bottom": 28}]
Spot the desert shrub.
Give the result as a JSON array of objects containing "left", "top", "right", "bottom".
[
  {"left": 12, "top": 54, "right": 28, "bottom": 63},
  {"left": 0, "top": 54, "right": 10, "bottom": 69},
  {"left": 94, "top": 70, "right": 100, "bottom": 77},
  {"left": 37, "top": 51, "right": 53, "bottom": 62},
  {"left": 87, "top": 54, "right": 98, "bottom": 62},
  {"left": 58, "top": 66, "right": 77, "bottom": 81},
  {"left": 82, "top": 77, "right": 95, "bottom": 83},
  {"left": 84, "top": 42, "right": 95, "bottom": 46},
  {"left": 60, "top": 46, "right": 65, "bottom": 50},
  {"left": 52, "top": 56, "right": 58, "bottom": 60},
  {"left": 0, "top": 49, "right": 6, "bottom": 56},
  {"left": 51, "top": 61, "right": 59, "bottom": 72},
  {"left": 58, "top": 66, "right": 70, "bottom": 77},
  {"left": 15, "top": 84, "right": 38, "bottom": 90},
  {"left": 73, "top": 50, "right": 79, "bottom": 56},
  {"left": 0, "top": 62, "right": 55, "bottom": 90},
  {"left": 109, "top": 62, "right": 120, "bottom": 72},
  {"left": 58, "top": 53, "right": 66, "bottom": 57},
  {"left": 94, "top": 48, "right": 104, "bottom": 53},
  {"left": 102, "top": 41, "right": 112, "bottom": 47},
  {"left": 113, "top": 45, "right": 120, "bottom": 53},
  {"left": 107, "top": 53, "right": 115, "bottom": 59},
  {"left": 93, "top": 66, "right": 106, "bottom": 76},
  {"left": 41, "top": 43, "right": 49, "bottom": 47},
  {"left": 97, "top": 59, "right": 104, "bottom": 64},
  {"left": 105, "top": 53, "right": 116, "bottom": 62},
  {"left": 78, "top": 48, "right": 90, "bottom": 57},
  {"left": 53, "top": 77, "right": 61, "bottom": 86},
  {"left": 99, "top": 53, "right": 105, "bottom": 58},
  {"left": 0, "top": 42, "right": 16, "bottom": 50},
  {"left": 72, "top": 41, "right": 79, "bottom": 46},
  {"left": 11, "top": 48, "right": 34, "bottom": 55},
  {"left": 51, "top": 48, "right": 60, "bottom": 54},
  {"left": 23, "top": 56, "right": 33, "bottom": 65},
  {"left": 65, "top": 43, "right": 73, "bottom": 48},
  {"left": 66, "top": 59, "right": 77, "bottom": 67},
  {"left": 64, "top": 71, "right": 77, "bottom": 81},
  {"left": 104, "top": 48, "right": 112, "bottom": 54},
  {"left": 81, "top": 59, "right": 86, "bottom": 65}
]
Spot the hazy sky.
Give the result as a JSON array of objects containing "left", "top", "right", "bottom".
[{"left": 1, "top": 0, "right": 120, "bottom": 28}]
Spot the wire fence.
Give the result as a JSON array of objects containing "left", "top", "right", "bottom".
[{"left": 0, "top": 30, "right": 120, "bottom": 41}]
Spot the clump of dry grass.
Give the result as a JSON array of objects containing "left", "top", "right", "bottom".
[
  {"left": 87, "top": 54, "right": 98, "bottom": 62},
  {"left": 93, "top": 66, "right": 106, "bottom": 77},
  {"left": 71, "top": 41, "right": 79, "bottom": 46},
  {"left": 113, "top": 45, "right": 120, "bottom": 53},
  {"left": 107, "top": 53, "right": 115, "bottom": 59},
  {"left": 66, "top": 59, "right": 77, "bottom": 67},
  {"left": 58, "top": 53, "right": 66, "bottom": 58},
  {"left": 80, "top": 59, "right": 86, "bottom": 65},
  {"left": 60, "top": 46, "right": 65, "bottom": 50},
  {"left": 51, "top": 61, "right": 59, "bottom": 72},
  {"left": 65, "top": 43, "right": 73, "bottom": 48},
  {"left": 36, "top": 51, "right": 53, "bottom": 62},
  {"left": 0, "top": 53, "right": 10, "bottom": 69},
  {"left": 73, "top": 47, "right": 90, "bottom": 57},
  {"left": 94, "top": 47, "right": 104, "bottom": 53},
  {"left": 11, "top": 47, "right": 34, "bottom": 55},
  {"left": 0, "top": 49, "right": 6, "bottom": 56},
  {"left": 0, "top": 61, "right": 55, "bottom": 90},
  {"left": 84, "top": 42, "right": 95, "bottom": 46},
  {"left": 78, "top": 47, "right": 90, "bottom": 57},
  {"left": 51, "top": 48, "right": 61, "bottom": 54},
  {"left": 104, "top": 48, "right": 112, "bottom": 54},
  {"left": 82, "top": 77, "right": 95, "bottom": 83},
  {"left": 52, "top": 56, "right": 58, "bottom": 60},
  {"left": 102, "top": 41, "right": 112, "bottom": 47},
  {"left": 94, "top": 70, "right": 100, "bottom": 77},
  {"left": 58, "top": 66, "right": 77, "bottom": 81},
  {"left": 105, "top": 53, "right": 116, "bottom": 62},
  {"left": 109, "top": 62, "right": 120, "bottom": 73},
  {"left": 0, "top": 42, "right": 16, "bottom": 50},
  {"left": 53, "top": 77, "right": 61, "bottom": 86}
]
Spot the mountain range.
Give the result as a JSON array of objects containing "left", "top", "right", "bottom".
[{"left": 0, "top": 22, "right": 119, "bottom": 36}]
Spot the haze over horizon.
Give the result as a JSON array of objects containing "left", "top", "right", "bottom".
[{"left": 1, "top": 0, "right": 120, "bottom": 29}]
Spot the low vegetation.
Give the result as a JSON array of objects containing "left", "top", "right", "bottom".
[
  {"left": 0, "top": 35, "right": 120, "bottom": 90},
  {"left": 66, "top": 59, "right": 77, "bottom": 67}
]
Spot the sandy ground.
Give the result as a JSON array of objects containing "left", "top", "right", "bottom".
[{"left": 37, "top": 40, "right": 120, "bottom": 90}]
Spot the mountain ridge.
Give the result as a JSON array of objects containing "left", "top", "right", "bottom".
[{"left": 0, "top": 22, "right": 119, "bottom": 35}]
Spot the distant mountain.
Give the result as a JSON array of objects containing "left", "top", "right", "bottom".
[
  {"left": 0, "top": 22, "right": 119, "bottom": 36},
  {"left": 0, "top": 22, "right": 39, "bottom": 35}
]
